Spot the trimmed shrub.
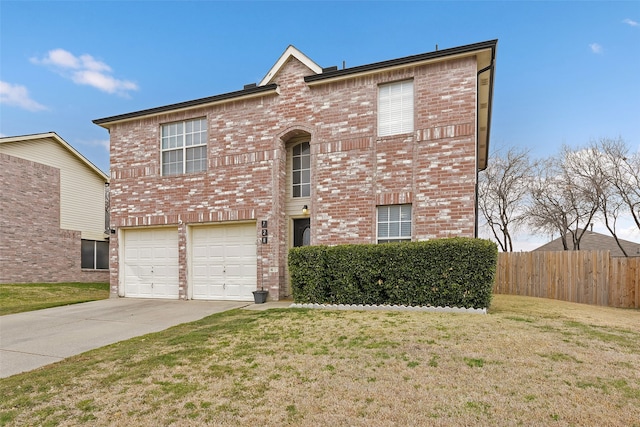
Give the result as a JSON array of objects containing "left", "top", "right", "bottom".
[{"left": 288, "top": 238, "right": 497, "bottom": 309}]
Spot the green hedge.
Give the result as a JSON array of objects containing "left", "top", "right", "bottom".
[{"left": 288, "top": 238, "right": 498, "bottom": 309}]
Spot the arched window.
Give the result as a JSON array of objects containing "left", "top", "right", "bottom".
[{"left": 292, "top": 141, "right": 310, "bottom": 197}]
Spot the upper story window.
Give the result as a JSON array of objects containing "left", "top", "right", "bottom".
[
  {"left": 161, "top": 118, "right": 207, "bottom": 176},
  {"left": 378, "top": 80, "right": 414, "bottom": 137},
  {"left": 292, "top": 141, "right": 310, "bottom": 197},
  {"left": 377, "top": 204, "right": 412, "bottom": 243}
]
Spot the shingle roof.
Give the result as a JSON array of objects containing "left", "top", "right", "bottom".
[{"left": 533, "top": 229, "right": 640, "bottom": 257}]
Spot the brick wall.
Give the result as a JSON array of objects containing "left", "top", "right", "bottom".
[
  {"left": 108, "top": 55, "right": 478, "bottom": 299},
  {"left": 0, "top": 154, "right": 109, "bottom": 284}
]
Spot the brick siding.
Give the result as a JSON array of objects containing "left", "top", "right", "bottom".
[
  {"left": 108, "top": 55, "right": 478, "bottom": 299},
  {"left": 0, "top": 153, "right": 109, "bottom": 284}
]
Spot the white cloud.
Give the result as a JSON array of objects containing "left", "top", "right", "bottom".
[
  {"left": 589, "top": 43, "right": 603, "bottom": 54},
  {"left": 623, "top": 18, "right": 638, "bottom": 27},
  {"left": 31, "top": 48, "right": 138, "bottom": 96},
  {"left": 0, "top": 81, "right": 48, "bottom": 111},
  {"left": 84, "top": 138, "right": 110, "bottom": 152}
]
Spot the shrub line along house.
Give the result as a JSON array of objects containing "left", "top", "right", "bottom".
[{"left": 93, "top": 39, "right": 498, "bottom": 301}]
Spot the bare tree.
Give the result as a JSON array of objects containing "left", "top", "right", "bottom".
[
  {"left": 478, "top": 147, "right": 534, "bottom": 251},
  {"left": 527, "top": 148, "right": 601, "bottom": 250},
  {"left": 581, "top": 138, "right": 639, "bottom": 256},
  {"left": 597, "top": 138, "right": 640, "bottom": 234}
]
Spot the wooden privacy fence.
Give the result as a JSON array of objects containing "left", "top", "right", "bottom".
[{"left": 494, "top": 251, "right": 639, "bottom": 309}]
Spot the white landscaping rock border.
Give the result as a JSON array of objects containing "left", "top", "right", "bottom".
[{"left": 289, "top": 303, "right": 487, "bottom": 315}]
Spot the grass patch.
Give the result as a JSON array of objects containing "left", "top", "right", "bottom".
[
  {"left": 0, "top": 296, "right": 639, "bottom": 426},
  {"left": 0, "top": 282, "right": 109, "bottom": 315},
  {"left": 464, "top": 357, "right": 485, "bottom": 368}
]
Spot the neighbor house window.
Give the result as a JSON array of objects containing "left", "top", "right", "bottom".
[
  {"left": 378, "top": 80, "right": 414, "bottom": 137},
  {"left": 161, "top": 118, "right": 207, "bottom": 175},
  {"left": 377, "top": 204, "right": 412, "bottom": 243},
  {"left": 292, "top": 141, "right": 310, "bottom": 197},
  {"left": 81, "top": 239, "right": 109, "bottom": 270}
]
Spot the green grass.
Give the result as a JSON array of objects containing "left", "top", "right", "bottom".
[
  {"left": 0, "top": 295, "right": 639, "bottom": 426},
  {"left": 0, "top": 282, "right": 109, "bottom": 315}
]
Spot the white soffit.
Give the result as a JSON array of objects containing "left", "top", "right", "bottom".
[{"left": 259, "top": 45, "right": 322, "bottom": 86}]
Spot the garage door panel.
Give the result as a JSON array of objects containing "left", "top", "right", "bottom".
[
  {"left": 191, "top": 223, "right": 257, "bottom": 301},
  {"left": 123, "top": 228, "right": 179, "bottom": 299}
]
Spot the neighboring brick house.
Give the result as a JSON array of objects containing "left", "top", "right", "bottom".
[
  {"left": 0, "top": 133, "right": 110, "bottom": 283},
  {"left": 93, "top": 40, "right": 498, "bottom": 301}
]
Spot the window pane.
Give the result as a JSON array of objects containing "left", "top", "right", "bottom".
[
  {"left": 377, "top": 204, "right": 411, "bottom": 243},
  {"left": 378, "top": 206, "right": 389, "bottom": 222},
  {"left": 186, "top": 146, "right": 206, "bottom": 173},
  {"left": 81, "top": 240, "right": 94, "bottom": 269},
  {"left": 389, "top": 205, "right": 400, "bottom": 221},
  {"left": 401, "top": 205, "right": 411, "bottom": 221},
  {"left": 292, "top": 141, "right": 311, "bottom": 198},
  {"left": 401, "top": 222, "right": 411, "bottom": 237},
  {"left": 389, "top": 222, "right": 400, "bottom": 237},
  {"left": 161, "top": 119, "right": 206, "bottom": 176},
  {"left": 378, "top": 80, "right": 413, "bottom": 137},
  {"left": 301, "top": 155, "right": 310, "bottom": 169},
  {"left": 378, "top": 223, "right": 388, "bottom": 238},
  {"left": 96, "top": 241, "right": 109, "bottom": 270},
  {"left": 163, "top": 150, "right": 183, "bottom": 175}
]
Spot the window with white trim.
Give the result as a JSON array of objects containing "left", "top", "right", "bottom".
[
  {"left": 161, "top": 118, "right": 207, "bottom": 175},
  {"left": 292, "top": 141, "right": 310, "bottom": 197},
  {"left": 377, "top": 204, "right": 412, "bottom": 243},
  {"left": 378, "top": 80, "right": 414, "bottom": 137}
]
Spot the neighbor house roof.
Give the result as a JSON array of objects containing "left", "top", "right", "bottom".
[
  {"left": 0, "top": 132, "right": 108, "bottom": 180},
  {"left": 533, "top": 229, "right": 640, "bottom": 257},
  {"left": 94, "top": 39, "right": 497, "bottom": 169}
]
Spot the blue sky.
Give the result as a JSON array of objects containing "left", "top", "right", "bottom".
[{"left": 1, "top": 0, "right": 639, "bottom": 247}]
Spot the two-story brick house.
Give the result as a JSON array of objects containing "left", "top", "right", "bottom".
[{"left": 93, "top": 39, "right": 497, "bottom": 301}]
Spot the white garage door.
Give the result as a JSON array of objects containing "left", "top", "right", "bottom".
[
  {"left": 122, "top": 228, "right": 179, "bottom": 299},
  {"left": 191, "top": 223, "right": 257, "bottom": 301}
]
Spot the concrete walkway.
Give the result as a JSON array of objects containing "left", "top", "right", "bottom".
[{"left": 0, "top": 298, "right": 289, "bottom": 378}]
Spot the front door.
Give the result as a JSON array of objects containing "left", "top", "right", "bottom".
[{"left": 293, "top": 218, "right": 310, "bottom": 247}]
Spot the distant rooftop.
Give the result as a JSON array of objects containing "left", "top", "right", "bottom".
[{"left": 533, "top": 229, "right": 640, "bottom": 257}]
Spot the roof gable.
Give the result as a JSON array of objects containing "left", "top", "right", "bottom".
[
  {"left": 259, "top": 45, "right": 322, "bottom": 86},
  {"left": 0, "top": 132, "right": 109, "bottom": 180}
]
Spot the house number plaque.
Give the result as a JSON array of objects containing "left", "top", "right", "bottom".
[{"left": 261, "top": 220, "right": 268, "bottom": 244}]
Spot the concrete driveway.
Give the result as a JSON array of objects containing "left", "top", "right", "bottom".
[{"left": 0, "top": 298, "right": 252, "bottom": 378}]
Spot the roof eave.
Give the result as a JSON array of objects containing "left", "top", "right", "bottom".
[
  {"left": 305, "top": 39, "right": 498, "bottom": 85},
  {"left": 93, "top": 84, "right": 279, "bottom": 128}
]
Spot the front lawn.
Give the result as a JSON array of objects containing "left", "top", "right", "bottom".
[
  {"left": 0, "top": 282, "right": 110, "bottom": 315},
  {"left": 1, "top": 295, "right": 639, "bottom": 426}
]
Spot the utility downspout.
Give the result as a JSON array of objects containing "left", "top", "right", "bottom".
[{"left": 474, "top": 47, "right": 497, "bottom": 239}]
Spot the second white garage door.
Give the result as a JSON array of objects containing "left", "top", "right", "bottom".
[{"left": 191, "top": 222, "right": 257, "bottom": 301}]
